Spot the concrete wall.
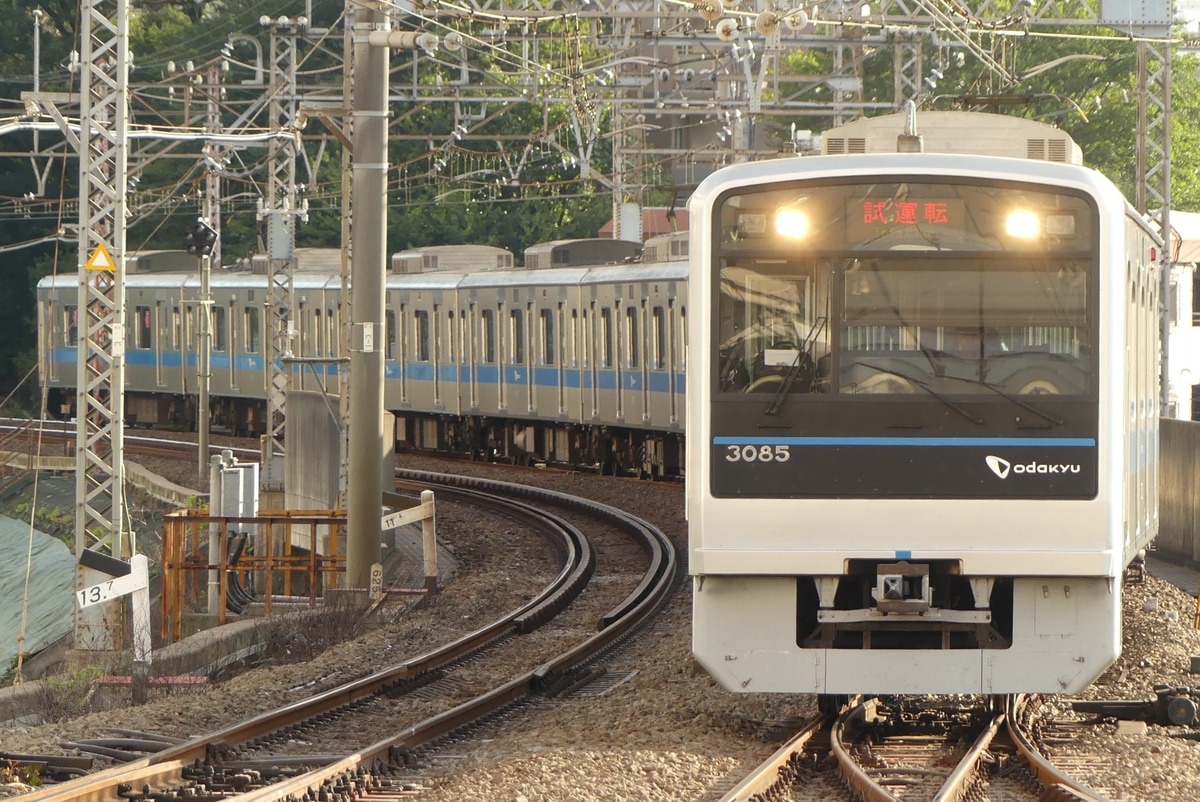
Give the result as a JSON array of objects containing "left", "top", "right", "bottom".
[
  {"left": 1160, "top": 418, "right": 1200, "bottom": 565},
  {"left": 284, "top": 391, "right": 394, "bottom": 511}
]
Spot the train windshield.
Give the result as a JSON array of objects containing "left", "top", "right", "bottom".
[{"left": 714, "top": 178, "right": 1097, "bottom": 398}]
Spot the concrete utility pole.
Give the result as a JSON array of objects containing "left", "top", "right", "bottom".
[{"left": 345, "top": 1, "right": 391, "bottom": 589}]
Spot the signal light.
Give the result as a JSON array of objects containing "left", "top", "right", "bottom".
[{"left": 184, "top": 219, "right": 218, "bottom": 256}]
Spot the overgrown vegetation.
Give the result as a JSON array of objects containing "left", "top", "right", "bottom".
[
  {"left": 1, "top": 758, "right": 42, "bottom": 788},
  {"left": 37, "top": 664, "right": 105, "bottom": 723},
  {"left": 250, "top": 607, "right": 377, "bottom": 668}
]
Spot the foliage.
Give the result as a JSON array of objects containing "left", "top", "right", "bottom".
[
  {"left": 0, "top": 758, "right": 41, "bottom": 787},
  {"left": 39, "top": 664, "right": 103, "bottom": 723},
  {"left": 1, "top": 5, "right": 1200, "bottom": 408}
]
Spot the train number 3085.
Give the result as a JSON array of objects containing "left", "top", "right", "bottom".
[{"left": 724, "top": 445, "right": 791, "bottom": 462}]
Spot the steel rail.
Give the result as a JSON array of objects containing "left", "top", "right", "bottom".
[
  {"left": 1007, "top": 694, "right": 1114, "bottom": 802},
  {"left": 230, "top": 479, "right": 678, "bottom": 802},
  {"left": 718, "top": 714, "right": 833, "bottom": 802},
  {"left": 931, "top": 710, "right": 1005, "bottom": 802},
  {"left": 831, "top": 698, "right": 904, "bottom": 802},
  {"left": 16, "top": 477, "right": 591, "bottom": 802}
]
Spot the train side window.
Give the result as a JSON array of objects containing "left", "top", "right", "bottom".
[
  {"left": 172, "top": 306, "right": 180, "bottom": 350},
  {"left": 652, "top": 306, "right": 665, "bottom": 369},
  {"left": 679, "top": 305, "right": 687, "bottom": 371},
  {"left": 540, "top": 308, "right": 554, "bottom": 365},
  {"left": 626, "top": 305, "right": 640, "bottom": 368},
  {"left": 186, "top": 306, "right": 196, "bottom": 351},
  {"left": 582, "top": 308, "right": 591, "bottom": 368},
  {"left": 212, "top": 305, "right": 227, "bottom": 352},
  {"left": 65, "top": 305, "right": 78, "bottom": 346},
  {"left": 601, "top": 307, "right": 613, "bottom": 368},
  {"left": 482, "top": 308, "right": 496, "bottom": 363},
  {"left": 314, "top": 309, "right": 323, "bottom": 356},
  {"left": 510, "top": 308, "right": 525, "bottom": 364},
  {"left": 326, "top": 307, "right": 335, "bottom": 356},
  {"left": 415, "top": 310, "right": 431, "bottom": 361},
  {"left": 245, "top": 307, "right": 261, "bottom": 354},
  {"left": 135, "top": 305, "right": 152, "bottom": 349},
  {"left": 447, "top": 310, "right": 456, "bottom": 363},
  {"left": 570, "top": 309, "right": 579, "bottom": 367},
  {"left": 386, "top": 310, "right": 396, "bottom": 360}
]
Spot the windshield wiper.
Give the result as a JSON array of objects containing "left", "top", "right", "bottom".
[
  {"left": 766, "top": 317, "right": 828, "bottom": 415},
  {"left": 853, "top": 361, "right": 984, "bottom": 425},
  {"left": 935, "top": 373, "right": 1064, "bottom": 426}
]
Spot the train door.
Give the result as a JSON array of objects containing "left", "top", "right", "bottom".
[
  {"left": 228, "top": 298, "right": 239, "bottom": 393},
  {"left": 626, "top": 298, "right": 648, "bottom": 424},
  {"left": 584, "top": 301, "right": 598, "bottom": 420},
  {"left": 454, "top": 306, "right": 467, "bottom": 415},
  {"left": 384, "top": 304, "right": 400, "bottom": 408},
  {"left": 154, "top": 300, "right": 167, "bottom": 388},
  {"left": 477, "top": 301, "right": 501, "bottom": 414},
  {"left": 595, "top": 295, "right": 620, "bottom": 425},
  {"left": 244, "top": 301, "right": 262, "bottom": 396},
  {"left": 465, "top": 302, "right": 479, "bottom": 411},
  {"left": 431, "top": 304, "right": 442, "bottom": 409},
  {"left": 562, "top": 299, "right": 583, "bottom": 424},
  {"left": 534, "top": 298, "right": 560, "bottom": 418},
  {"left": 211, "top": 301, "right": 229, "bottom": 396},
  {"left": 505, "top": 298, "right": 530, "bottom": 415}
]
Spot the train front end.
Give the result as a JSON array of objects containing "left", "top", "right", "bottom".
[{"left": 687, "top": 153, "right": 1158, "bottom": 696}]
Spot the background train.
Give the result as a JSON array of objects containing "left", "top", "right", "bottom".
[
  {"left": 688, "top": 110, "right": 1160, "bottom": 697},
  {"left": 37, "top": 236, "right": 689, "bottom": 478}
]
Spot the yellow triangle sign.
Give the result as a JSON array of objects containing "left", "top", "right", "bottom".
[{"left": 85, "top": 242, "right": 115, "bottom": 272}]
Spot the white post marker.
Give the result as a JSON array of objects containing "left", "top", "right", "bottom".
[
  {"left": 369, "top": 563, "right": 384, "bottom": 601},
  {"left": 77, "top": 552, "right": 152, "bottom": 666},
  {"left": 380, "top": 490, "right": 438, "bottom": 591}
]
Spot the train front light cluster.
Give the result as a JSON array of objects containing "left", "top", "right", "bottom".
[
  {"left": 1005, "top": 209, "right": 1076, "bottom": 240},
  {"left": 774, "top": 207, "right": 810, "bottom": 239}
]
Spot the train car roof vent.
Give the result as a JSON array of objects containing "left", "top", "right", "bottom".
[
  {"left": 1026, "top": 138, "right": 1070, "bottom": 162},
  {"left": 824, "top": 137, "right": 867, "bottom": 155}
]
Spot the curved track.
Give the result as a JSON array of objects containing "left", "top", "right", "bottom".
[
  {"left": 16, "top": 471, "right": 678, "bottom": 802},
  {"left": 721, "top": 695, "right": 1116, "bottom": 802}
]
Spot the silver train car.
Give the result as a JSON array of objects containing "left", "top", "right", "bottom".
[
  {"left": 688, "top": 111, "right": 1160, "bottom": 698},
  {"left": 38, "top": 239, "right": 688, "bottom": 478}
]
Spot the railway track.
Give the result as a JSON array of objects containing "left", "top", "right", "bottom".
[
  {"left": 719, "top": 695, "right": 1116, "bottom": 802},
  {"left": 14, "top": 471, "right": 678, "bottom": 802}
]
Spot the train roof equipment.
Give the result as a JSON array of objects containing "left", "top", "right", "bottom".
[{"left": 821, "top": 110, "right": 1082, "bottom": 163}]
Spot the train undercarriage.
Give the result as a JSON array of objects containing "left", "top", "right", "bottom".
[{"left": 49, "top": 387, "right": 686, "bottom": 479}]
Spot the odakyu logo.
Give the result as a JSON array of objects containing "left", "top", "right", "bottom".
[{"left": 985, "top": 455, "right": 1081, "bottom": 479}]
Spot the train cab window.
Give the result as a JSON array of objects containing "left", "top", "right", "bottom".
[
  {"left": 540, "top": 308, "right": 555, "bottom": 366},
  {"left": 135, "top": 305, "right": 152, "bottom": 349},
  {"left": 839, "top": 259, "right": 1090, "bottom": 395},
  {"left": 245, "top": 307, "right": 261, "bottom": 354},
  {"left": 212, "top": 306, "right": 227, "bottom": 352},
  {"left": 510, "top": 309, "right": 525, "bottom": 364},
  {"left": 626, "top": 306, "right": 640, "bottom": 368},
  {"left": 415, "top": 310, "right": 431, "bottom": 361},
  {"left": 717, "top": 266, "right": 822, "bottom": 394},
  {"left": 601, "top": 307, "right": 614, "bottom": 368},
  {"left": 385, "top": 310, "right": 396, "bottom": 360},
  {"left": 652, "top": 306, "right": 666, "bottom": 369},
  {"left": 65, "top": 305, "right": 78, "bottom": 346},
  {"left": 481, "top": 309, "right": 496, "bottom": 364}
]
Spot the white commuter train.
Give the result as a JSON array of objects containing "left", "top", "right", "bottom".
[{"left": 687, "top": 110, "right": 1160, "bottom": 698}]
